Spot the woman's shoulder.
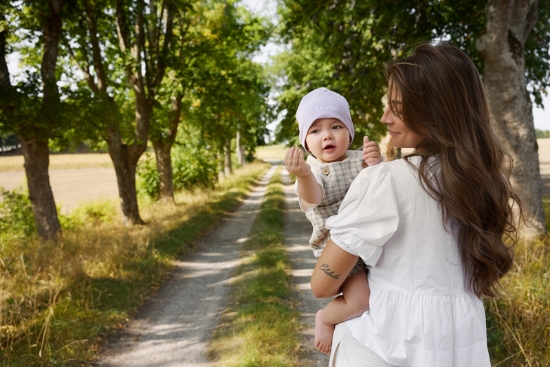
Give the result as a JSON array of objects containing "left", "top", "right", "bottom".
[
  {"left": 362, "top": 156, "right": 416, "bottom": 175},
  {"left": 351, "top": 157, "right": 421, "bottom": 193}
]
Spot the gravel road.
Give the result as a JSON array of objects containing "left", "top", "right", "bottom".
[{"left": 92, "top": 164, "right": 328, "bottom": 366}]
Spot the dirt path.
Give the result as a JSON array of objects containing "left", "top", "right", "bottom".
[
  {"left": 94, "top": 165, "right": 277, "bottom": 366},
  {"left": 93, "top": 165, "right": 327, "bottom": 366}
]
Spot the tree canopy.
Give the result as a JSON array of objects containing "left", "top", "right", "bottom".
[{"left": 274, "top": 0, "right": 550, "bottom": 145}]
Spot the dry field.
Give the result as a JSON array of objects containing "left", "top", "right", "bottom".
[
  {"left": 0, "top": 153, "right": 117, "bottom": 214},
  {"left": 0, "top": 141, "right": 548, "bottom": 214}
]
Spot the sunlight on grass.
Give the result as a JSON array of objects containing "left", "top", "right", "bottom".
[
  {"left": 0, "top": 161, "right": 270, "bottom": 366},
  {"left": 485, "top": 198, "right": 550, "bottom": 367},
  {"left": 208, "top": 168, "right": 303, "bottom": 367}
]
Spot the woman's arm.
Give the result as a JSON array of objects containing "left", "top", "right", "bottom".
[{"left": 311, "top": 239, "right": 359, "bottom": 298}]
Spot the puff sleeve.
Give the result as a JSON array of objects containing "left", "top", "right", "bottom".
[{"left": 325, "top": 163, "right": 399, "bottom": 266}]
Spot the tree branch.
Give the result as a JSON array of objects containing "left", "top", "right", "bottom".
[
  {"left": 0, "top": 23, "right": 11, "bottom": 88},
  {"left": 83, "top": 0, "right": 108, "bottom": 92},
  {"left": 63, "top": 38, "right": 98, "bottom": 93}
]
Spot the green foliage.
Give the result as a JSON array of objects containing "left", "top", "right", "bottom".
[
  {"left": 0, "top": 188, "right": 35, "bottom": 241},
  {"left": 59, "top": 200, "right": 119, "bottom": 230},
  {"left": 137, "top": 144, "right": 218, "bottom": 199},
  {"left": 275, "top": 0, "right": 550, "bottom": 145},
  {"left": 485, "top": 225, "right": 550, "bottom": 366},
  {"left": 171, "top": 145, "right": 218, "bottom": 190},
  {"left": 137, "top": 155, "right": 161, "bottom": 199},
  {"left": 536, "top": 129, "right": 550, "bottom": 139},
  {"left": 180, "top": 2, "right": 272, "bottom": 156}
]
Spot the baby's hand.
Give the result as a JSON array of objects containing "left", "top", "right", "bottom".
[
  {"left": 363, "top": 136, "right": 382, "bottom": 166},
  {"left": 284, "top": 147, "right": 312, "bottom": 177}
]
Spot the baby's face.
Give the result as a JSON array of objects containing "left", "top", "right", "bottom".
[{"left": 305, "top": 118, "right": 350, "bottom": 163}]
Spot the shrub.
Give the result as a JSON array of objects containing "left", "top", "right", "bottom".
[
  {"left": 0, "top": 188, "right": 35, "bottom": 241},
  {"left": 137, "top": 146, "right": 218, "bottom": 199}
]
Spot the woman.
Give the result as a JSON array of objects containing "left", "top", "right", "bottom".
[{"left": 310, "top": 43, "right": 521, "bottom": 366}]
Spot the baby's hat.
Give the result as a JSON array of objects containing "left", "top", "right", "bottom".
[{"left": 295, "top": 87, "right": 354, "bottom": 149}]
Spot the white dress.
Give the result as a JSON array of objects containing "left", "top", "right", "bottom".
[{"left": 325, "top": 156, "right": 491, "bottom": 367}]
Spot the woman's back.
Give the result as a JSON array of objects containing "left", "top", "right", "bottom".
[
  {"left": 371, "top": 157, "right": 465, "bottom": 294},
  {"left": 327, "top": 157, "right": 490, "bottom": 366}
]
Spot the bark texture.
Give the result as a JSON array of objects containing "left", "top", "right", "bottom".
[
  {"left": 20, "top": 138, "right": 61, "bottom": 240},
  {"left": 151, "top": 94, "right": 182, "bottom": 203},
  {"left": 107, "top": 127, "right": 146, "bottom": 225},
  {"left": 153, "top": 141, "right": 175, "bottom": 203},
  {"left": 223, "top": 141, "right": 233, "bottom": 177},
  {"left": 475, "top": 0, "right": 546, "bottom": 237},
  {"left": 236, "top": 130, "right": 246, "bottom": 166}
]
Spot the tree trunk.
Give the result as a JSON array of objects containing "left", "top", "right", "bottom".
[
  {"left": 236, "top": 130, "right": 246, "bottom": 166},
  {"left": 217, "top": 152, "right": 226, "bottom": 182},
  {"left": 153, "top": 141, "right": 175, "bottom": 203},
  {"left": 107, "top": 126, "right": 146, "bottom": 225},
  {"left": 224, "top": 140, "right": 233, "bottom": 176},
  {"left": 20, "top": 137, "right": 60, "bottom": 241},
  {"left": 476, "top": 0, "right": 546, "bottom": 237},
  {"left": 19, "top": 0, "right": 63, "bottom": 242},
  {"left": 150, "top": 94, "right": 182, "bottom": 203}
]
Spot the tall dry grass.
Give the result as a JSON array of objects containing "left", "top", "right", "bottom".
[
  {"left": 0, "top": 161, "right": 270, "bottom": 366},
  {"left": 486, "top": 198, "right": 550, "bottom": 366}
]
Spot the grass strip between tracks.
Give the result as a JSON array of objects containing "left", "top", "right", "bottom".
[{"left": 208, "top": 166, "right": 303, "bottom": 367}]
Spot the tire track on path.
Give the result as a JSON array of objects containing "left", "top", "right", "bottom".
[
  {"left": 282, "top": 169, "right": 330, "bottom": 367},
  {"left": 94, "top": 165, "right": 277, "bottom": 367}
]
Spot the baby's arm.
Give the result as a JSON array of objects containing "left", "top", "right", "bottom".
[
  {"left": 284, "top": 147, "right": 323, "bottom": 206},
  {"left": 363, "top": 136, "right": 382, "bottom": 166}
]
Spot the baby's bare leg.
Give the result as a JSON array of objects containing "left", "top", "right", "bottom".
[{"left": 315, "top": 270, "right": 370, "bottom": 354}]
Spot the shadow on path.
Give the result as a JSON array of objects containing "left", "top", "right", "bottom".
[{"left": 94, "top": 166, "right": 278, "bottom": 367}]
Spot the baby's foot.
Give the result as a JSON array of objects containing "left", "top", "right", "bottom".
[{"left": 315, "top": 310, "right": 335, "bottom": 355}]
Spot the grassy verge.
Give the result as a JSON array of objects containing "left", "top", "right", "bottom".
[
  {"left": 486, "top": 197, "right": 550, "bottom": 367},
  {"left": 0, "top": 161, "right": 270, "bottom": 367},
  {"left": 207, "top": 167, "right": 303, "bottom": 367}
]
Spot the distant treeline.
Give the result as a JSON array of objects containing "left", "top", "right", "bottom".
[{"left": 536, "top": 129, "right": 550, "bottom": 138}]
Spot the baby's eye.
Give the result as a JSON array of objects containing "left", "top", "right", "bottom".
[
  {"left": 310, "top": 129, "right": 320, "bottom": 134},
  {"left": 332, "top": 125, "right": 343, "bottom": 130}
]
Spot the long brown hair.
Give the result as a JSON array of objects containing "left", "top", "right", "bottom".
[{"left": 385, "top": 43, "right": 521, "bottom": 298}]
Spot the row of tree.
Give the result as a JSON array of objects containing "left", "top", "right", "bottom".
[
  {"left": 0, "top": 0, "right": 273, "bottom": 241},
  {"left": 273, "top": 0, "right": 549, "bottom": 237}
]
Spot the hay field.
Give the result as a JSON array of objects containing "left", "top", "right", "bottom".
[{"left": 0, "top": 153, "right": 114, "bottom": 171}]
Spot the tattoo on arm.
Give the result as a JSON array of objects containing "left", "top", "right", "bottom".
[{"left": 319, "top": 263, "right": 340, "bottom": 279}]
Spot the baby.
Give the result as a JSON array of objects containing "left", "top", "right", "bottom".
[{"left": 284, "top": 87, "right": 382, "bottom": 354}]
